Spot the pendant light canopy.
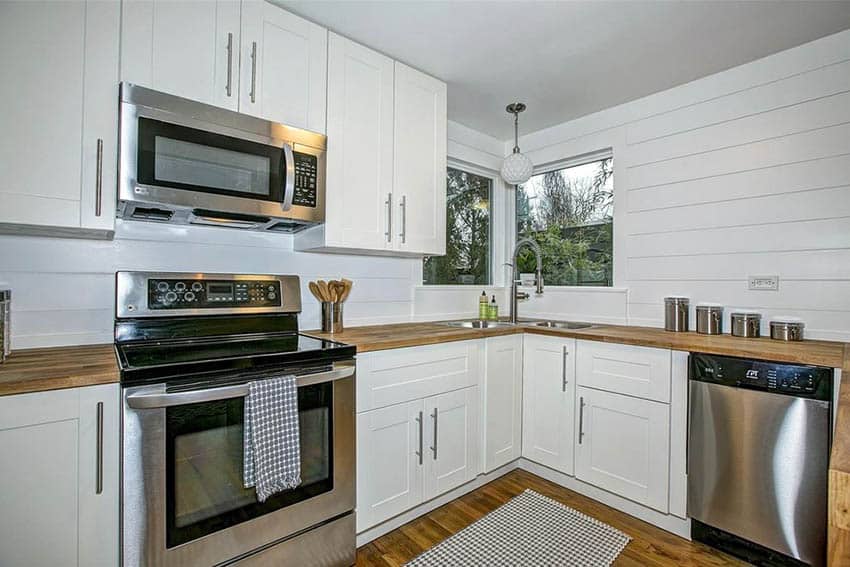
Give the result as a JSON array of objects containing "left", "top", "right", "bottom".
[{"left": 500, "top": 102, "right": 533, "bottom": 185}]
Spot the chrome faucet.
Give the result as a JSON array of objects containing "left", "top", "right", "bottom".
[{"left": 508, "top": 238, "right": 544, "bottom": 324}]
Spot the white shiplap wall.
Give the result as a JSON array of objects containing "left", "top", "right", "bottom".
[{"left": 517, "top": 29, "right": 850, "bottom": 341}]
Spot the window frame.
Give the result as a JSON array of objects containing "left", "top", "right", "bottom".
[{"left": 512, "top": 148, "right": 616, "bottom": 289}]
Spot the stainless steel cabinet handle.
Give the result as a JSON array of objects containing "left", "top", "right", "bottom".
[
  {"left": 95, "top": 138, "right": 103, "bottom": 217},
  {"left": 561, "top": 345, "right": 569, "bottom": 392},
  {"left": 399, "top": 195, "right": 407, "bottom": 244},
  {"left": 415, "top": 410, "right": 424, "bottom": 465},
  {"left": 578, "top": 396, "right": 586, "bottom": 445},
  {"left": 385, "top": 193, "right": 393, "bottom": 242},
  {"left": 249, "top": 41, "right": 257, "bottom": 103},
  {"left": 430, "top": 408, "right": 438, "bottom": 460},
  {"left": 96, "top": 401, "right": 104, "bottom": 494},
  {"left": 225, "top": 32, "right": 233, "bottom": 97}
]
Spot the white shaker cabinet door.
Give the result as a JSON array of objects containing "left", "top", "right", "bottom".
[
  {"left": 393, "top": 62, "right": 447, "bottom": 255},
  {"left": 574, "top": 386, "right": 671, "bottom": 513},
  {"left": 121, "top": 0, "right": 241, "bottom": 111},
  {"left": 323, "top": 32, "right": 395, "bottom": 251},
  {"left": 521, "top": 335, "right": 575, "bottom": 475},
  {"left": 356, "top": 401, "right": 424, "bottom": 532},
  {"left": 239, "top": 0, "right": 327, "bottom": 132},
  {"left": 423, "top": 386, "right": 479, "bottom": 500},
  {"left": 483, "top": 335, "right": 523, "bottom": 472}
]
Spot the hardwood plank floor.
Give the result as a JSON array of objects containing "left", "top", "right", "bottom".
[{"left": 356, "top": 469, "right": 747, "bottom": 566}]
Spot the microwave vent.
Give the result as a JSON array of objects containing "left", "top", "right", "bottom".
[{"left": 131, "top": 206, "right": 174, "bottom": 222}]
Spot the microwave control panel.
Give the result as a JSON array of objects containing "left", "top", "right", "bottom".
[
  {"left": 148, "top": 278, "right": 282, "bottom": 309},
  {"left": 292, "top": 152, "right": 318, "bottom": 208}
]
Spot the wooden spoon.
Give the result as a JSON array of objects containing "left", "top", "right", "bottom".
[
  {"left": 317, "top": 280, "right": 331, "bottom": 302},
  {"left": 308, "top": 281, "right": 322, "bottom": 302},
  {"left": 339, "top": 279, "right": 353, "bottom": 302}
]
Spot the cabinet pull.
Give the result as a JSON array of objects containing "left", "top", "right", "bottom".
[
  {"left": 249, "top": 41, "right": 257, "bottom": 103},
  {"left": 561, "top": 345, "right": 569, "bottom": 392},
  {"left": 415, "top": 410, "right": 423, "bottom": 465},
  {"left": 384, "top": 193, "right": 393, "bottom": 242},
  {"left": 225, "top": 32, "right": 233, "bottom": 97},
  {"left": 430, "top": 408, "right": 438, "bottom": 460},
  {"left": 578, "top": 396, "right": 585, "bottom": 445},
  {"left": 399, "top": 195, "right": 407, "bottom": 244},
  {"left": 96, "top": 401, "right": 104, "bottom": 494},
  {"left": 95, "top": 138, "right": 103, "bottom": 217}
]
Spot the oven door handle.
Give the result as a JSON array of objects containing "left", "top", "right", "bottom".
[
  {"left": 281, "top": 143, "right": 295, "bottom": 212},
  {"left": 126, "top": 364, "right": 355, "bottom": 409}
]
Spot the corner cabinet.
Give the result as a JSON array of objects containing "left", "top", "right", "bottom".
[
  {"left": 482, "top": 335, "right": 523, "bottom": 472},
  {"left": 0, "top": 0, "right": 119, "bottom": 235},
  {"left": 0, "top": 384, "right": 119, "bottom": 567},
  {"left": 296, "top": 35, "right": 447, "bottom": 256}
]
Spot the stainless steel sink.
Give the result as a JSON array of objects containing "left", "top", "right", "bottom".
[
  {"left": 531, "top": 320, "right": 595, "bottom": 330},
  {"left": 441, "top": 320, "right": 516, "bottom": 329}
]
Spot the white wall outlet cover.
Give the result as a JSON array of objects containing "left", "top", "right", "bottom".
[{"left": 748, "top": 275, "right": 779, "bottom": 291}]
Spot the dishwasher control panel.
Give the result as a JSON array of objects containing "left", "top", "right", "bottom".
[{"left": 690, "top": 353, "right": 832, "bottom": 401}]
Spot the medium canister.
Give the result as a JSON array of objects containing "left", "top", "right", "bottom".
[
  {"left": 731, "top": 312, "right": 761, "bottom": 338},
  {"left": 696, "top": 304, "right": 723, "bottom": 335},
  {"left": 664, "top": 297, "right": 690, "bottom": 332},
  {"left": 770, "top": 320, "right": 804, "bottom": 341}
]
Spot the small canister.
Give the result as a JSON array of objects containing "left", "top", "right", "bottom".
[
  {"left": 696, "top": 304, "right": 723, "bottom": 335},
  {"left": 731, "top": 312, "right": 761, "bottom": 338},
  {"left": 664, "top": 297, "right": 690, "bottom": 332},
  {"left": 770, "top": 319, "right": 804, "bottom": 341},
  {"left": 0, "top": 289, "right": 9, "bottom": 363}
]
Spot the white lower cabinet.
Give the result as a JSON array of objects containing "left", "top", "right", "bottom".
[
  {"left": 482, "top": 335, "right": 523, "bottom": 472},
  {"left": 357, "top": 386, "right": 479, "bottom": 532},
  {"left": 574, "top": 386, "right": 671, "bottom": 513},
  {"left": 521, "top": 335, "right": 575, "bottom": 475},
  {"left": 0, "top": 384, "right": 119, "bottom": 567}
]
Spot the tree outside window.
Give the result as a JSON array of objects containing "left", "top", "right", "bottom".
[
  {"left": 516, "top": 157, "right": 613, "bottom": 286},
  {"left": 423, "top": 167, "right": 492, "bottom": 285}
]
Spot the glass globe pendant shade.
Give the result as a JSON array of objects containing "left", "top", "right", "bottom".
[{"left": 501, "top": 150, "right": 534, "bottom": 185}]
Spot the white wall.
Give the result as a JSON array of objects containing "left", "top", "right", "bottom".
[{"left": 514, "top": 29, "right": 850, "bottom": 341}]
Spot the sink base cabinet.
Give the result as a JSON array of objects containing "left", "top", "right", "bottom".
[{"left": 0, "top": 384, "right": 119, "bottom": 567}]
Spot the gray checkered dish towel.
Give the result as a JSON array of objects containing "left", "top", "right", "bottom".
[{"left": 243, "top": 375, "right": 302, "bottom": 502}]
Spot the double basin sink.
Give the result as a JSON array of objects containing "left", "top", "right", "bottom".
[{"left": 441, "top": 319, "right": 594, "bottom": 330}]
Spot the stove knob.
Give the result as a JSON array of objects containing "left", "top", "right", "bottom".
[
  {"left": 184, "top": 291, "right": 196, "bottom": 302},
  {"left": 268, "top": 292, "right": 276, "bottom": 300},
  {"left": 156, "top": 281, "right": 169, "bottom": 292},
  {"left": 175, "top": 282, "right": 186, "bottom": 292},
  {"left": 268, "top": 285, "right": 275, "bottom": 291},
  {"left": 191, "top": 282, "right": 203, "bottom": 292},
  {"left": 165, "top": 291, "right": 178, "bottom": 303}
]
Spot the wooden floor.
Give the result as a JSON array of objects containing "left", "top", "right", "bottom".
[{"left": 356, "top": 469, "right": 747, "bottom": 566}]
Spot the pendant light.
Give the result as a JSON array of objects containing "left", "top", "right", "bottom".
[{"left": 500, "top": 102, "right": 533, "bottom": 185}]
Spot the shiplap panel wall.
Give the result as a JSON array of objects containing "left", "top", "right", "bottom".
[
  {"left": 518, "top": 29, "right": 850, "bottom": 341},
  {"left": 0, "top": 120, "right": 498, "bottom": 349}
]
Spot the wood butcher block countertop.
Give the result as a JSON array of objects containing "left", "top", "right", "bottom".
[{"left": 0, "top": 344, "right": 119, "bottom": 396}]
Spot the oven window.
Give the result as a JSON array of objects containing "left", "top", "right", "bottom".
[
  {"left": 137, "top": 117, "right": 284, "bottom": 202},
  {"left": 166, "top": 382, "right": 333, "bottom": 548}
]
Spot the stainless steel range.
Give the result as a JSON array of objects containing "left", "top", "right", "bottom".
[{"left": 115, "top": 271, "right": 356, "bottom": 567}]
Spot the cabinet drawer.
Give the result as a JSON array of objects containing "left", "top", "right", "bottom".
[
  {"left": 356, "top": 341, "right": 481, "bottom": 412},
  {"left": 576, "top": 340, "right": 671, "bottom": 402}
]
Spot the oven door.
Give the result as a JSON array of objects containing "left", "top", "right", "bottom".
[{"left": 122, "top": 363, "right": 355, "bottom": 567}]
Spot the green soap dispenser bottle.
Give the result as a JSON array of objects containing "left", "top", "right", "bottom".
[
  {"left": 479, "top": 291, "right": 488, "bottom": 320},
  {"left": 488, "top": 295, "right": 498, "bottom": 321}
]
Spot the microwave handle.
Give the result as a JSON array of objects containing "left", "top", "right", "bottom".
[
  {"left": 281, "top": 143, "right": 295, "bottom": 212},
  {"left": 126, "top": 363, "right": 355, "bottom": 410}
]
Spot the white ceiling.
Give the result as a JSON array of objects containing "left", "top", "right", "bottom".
[{"left": 278, "top": 1, "right": 850, "bottom": 140}]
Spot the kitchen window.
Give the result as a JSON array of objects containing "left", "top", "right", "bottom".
[
  {"left": 515, "top": 154, "right": 613, "bottom": 286},
  {"left": 423, "top": 167, "right": 493, "bottom": 285}
]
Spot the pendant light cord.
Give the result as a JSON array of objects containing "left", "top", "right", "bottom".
[{"left": 513, "top": 110, "right": 520, "bottom": 153}]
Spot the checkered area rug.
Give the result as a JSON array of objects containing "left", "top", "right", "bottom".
[{"left": 405, "top": 489, "right": 631, "bottom": 566}]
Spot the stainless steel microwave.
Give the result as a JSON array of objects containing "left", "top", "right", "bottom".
[{"left": 118, "top": 83, "right": 326, "bottom": 232}]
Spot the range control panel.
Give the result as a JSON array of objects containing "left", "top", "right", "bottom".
[
  {"left": 690, "top": 352, "right": 832, "bottom": 401},
  {"left": 291, "top": 152, "right": 318, "bottom": 208},
  {"left": 148, "top": 278, "right": 282, "bottom": 309}
]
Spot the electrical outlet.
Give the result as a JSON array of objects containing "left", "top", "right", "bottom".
[{"left": 748, "top": 275, "right": 779, "bottom": 291}]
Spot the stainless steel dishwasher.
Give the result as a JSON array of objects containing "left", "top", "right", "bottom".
[{"left": 688, "top": 353, "right": 833, "bottom": 566}]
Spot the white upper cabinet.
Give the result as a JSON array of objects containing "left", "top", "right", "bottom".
[
  {"left": 323, "top": 33, "right": 395, "bottom": 250},
  {"left": 121, "top": 0, "right": 241, "bottom": 111},
  {"left": 393, "top": 62, "right": 447, "bottom": 255},
  {"left": 239, "top": 0, "right": 327, "bottom": 132},
  {"left": 0, "top": 0, "right": 119, "bottom": 234}
]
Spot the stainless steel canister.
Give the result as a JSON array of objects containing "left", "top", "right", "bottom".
[
  {"left": 0, "top": 289, "right": 9, "bottom": 363},
  {"left": 664, "top": 297, "right": 690, "bottom": 332},
  {"left": 731, "top": 312, "right": 761, "bottom": 338},
  {"left": 321, "top": 301, "right": 344, "bottom": 333},
  {"left": 770, "top": 320, "right": 804, "bottom": 341},
  {"left": 696, "top": 304, "right": 723, "bottom": 335}
]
